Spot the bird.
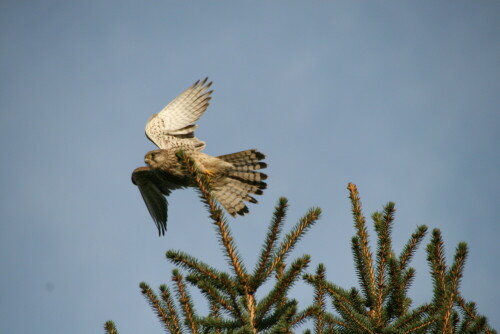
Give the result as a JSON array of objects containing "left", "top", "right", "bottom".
[{"left": 132, "top": 78, "right": 268, "bottom": 236}]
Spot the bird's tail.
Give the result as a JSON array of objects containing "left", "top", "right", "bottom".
[{"left": 213, "top": 149, "right": 268, "bottom": 216}]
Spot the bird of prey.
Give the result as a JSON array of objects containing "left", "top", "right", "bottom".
[{"left": 132, "top": 78, "right": 267, "bottom": 235}]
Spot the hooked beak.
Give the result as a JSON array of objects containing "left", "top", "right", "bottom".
[{"left": 144, "top": 153, "right": 152, "bottom": 165}]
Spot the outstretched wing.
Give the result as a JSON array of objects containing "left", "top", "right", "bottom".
[
  {"left": 131, "top": 167, "right": 172, "bottom": 236},
  {"left": 145, "top": 78, "right": 213, "bottom": 151}
]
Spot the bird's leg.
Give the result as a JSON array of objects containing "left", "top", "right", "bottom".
[
  {"left": 202, "top": 169, "right": 216, "bottom": 184},
  {"left": 199, "top": 160, "right": 217, "bottom": 182},
  {"left": 197, "top": 163, "right": 215, "bottom": 182}
]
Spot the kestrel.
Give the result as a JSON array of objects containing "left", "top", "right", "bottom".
[{"left": 132, "top": 78, "right": 267, "bottom": 235}]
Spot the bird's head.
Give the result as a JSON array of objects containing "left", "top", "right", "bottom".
[{"left": 144, "top": 150, "right": 168, "bottom": 169}]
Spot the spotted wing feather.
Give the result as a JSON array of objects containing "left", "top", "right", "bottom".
[{"left": 145, "top": 78, "right": 213, "bottom": 151}]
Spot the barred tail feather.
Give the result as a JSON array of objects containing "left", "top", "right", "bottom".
[
  {"left": 214, "top": 149, "right": 268, "bottom": 216},
  {"left": 212, "top": 181, "right": 253, "bottom": 216},
  {"left": 229, "top": 171, "right": 267, "bottom": 183},
  {"left": 217, "top": 149, "right": 267, "bottom": 171}
]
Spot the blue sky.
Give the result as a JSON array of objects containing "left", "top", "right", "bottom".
[{"left": 1, "top": 1, "right": 499, "bottom": 333}]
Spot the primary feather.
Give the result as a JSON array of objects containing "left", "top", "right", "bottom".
[{"left": 145, "top": 77, "right": 213, "bottom": 151}]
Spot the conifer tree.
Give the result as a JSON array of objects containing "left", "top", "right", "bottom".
[
  {"left": 302, "top": 183, "right": 496, "bottom": 334},
  {"left": 105, "top": 152, "right": 496, "bottom": 333}
]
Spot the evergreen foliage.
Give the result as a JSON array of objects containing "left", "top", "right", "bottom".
[{"left": 105, "top": 152, "right": 496, "bottom": 333}]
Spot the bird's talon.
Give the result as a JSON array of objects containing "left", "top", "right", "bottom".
[{"left": 205, "top": 169, "right": 215, "bottom": 177}]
